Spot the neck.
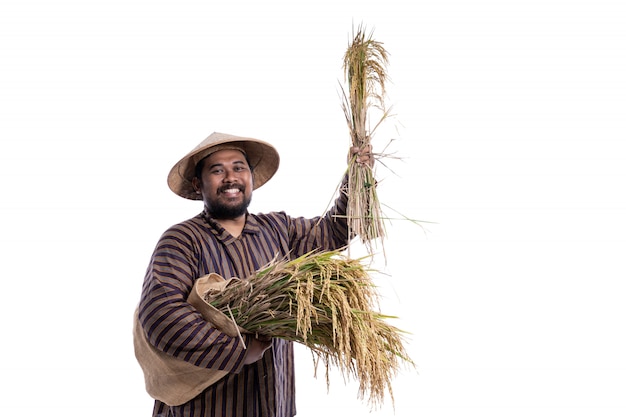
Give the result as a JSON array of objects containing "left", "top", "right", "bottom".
[{"left": 215, "top": 215, "right": 246, "bottom": 238}]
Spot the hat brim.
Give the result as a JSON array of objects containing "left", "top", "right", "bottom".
[{"left": 167, "top": 132, "right": 280, "bottom": 200}]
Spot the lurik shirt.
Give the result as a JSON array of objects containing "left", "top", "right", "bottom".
[{"left": 138, "top": 188, "right": 350, "bottom": 417}]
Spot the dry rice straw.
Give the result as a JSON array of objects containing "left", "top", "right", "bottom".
[
  {"left": 203, "top": 250, "right": 414, "bottom": 409},
  {"left": 340, "top": 25, "right": 391, "bottom": 255}
]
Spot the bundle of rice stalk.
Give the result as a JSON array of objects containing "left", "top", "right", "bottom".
[
  {"left": 202, "top": 250, "right": 414, "bottom": 409},
  {"left": 340, "top": 25, "right": 391, "bottom": 254}
]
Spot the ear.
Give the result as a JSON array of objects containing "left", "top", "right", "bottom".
[{"left": 191, "top": 177, "right": 202, "bottom": 194}]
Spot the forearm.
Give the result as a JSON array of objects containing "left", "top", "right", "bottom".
[
  {"left": 138, "top": 278, "right": 248, "bottom": 374},
  {"left": 321, "top": 173, "right": 352, "bottom": 244},
  {"left": 138, "top": 227, "right": 249, "bottom": 374},
  {"left": 285, "top": 175, "right": 352, "bottom": 256}
]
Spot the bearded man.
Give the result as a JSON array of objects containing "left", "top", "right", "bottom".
[{"left": 135, "top": 132, "right": 372, "bottom": 417}]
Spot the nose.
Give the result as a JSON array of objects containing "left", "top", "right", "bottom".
[{"left": 223, "top": 167, "right": 237, "bottom": 182}]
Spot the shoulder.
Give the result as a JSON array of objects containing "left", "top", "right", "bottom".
[
  {"left": 248, "top": 211, "right": 290, "bottom": 228},
  {"left": 158, "top": 213, "right": 206, "bottom": 243}
]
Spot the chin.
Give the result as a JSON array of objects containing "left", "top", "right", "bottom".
[{"left": 207, "top": 201, "right": 250, "bottom": 219}]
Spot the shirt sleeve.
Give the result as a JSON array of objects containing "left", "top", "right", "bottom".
[
  {"left": 286, "top": 174, "right": 353, "bottom": 256},
  {"left": 137, "top": 223, "right": 248, "bottom": 374}
]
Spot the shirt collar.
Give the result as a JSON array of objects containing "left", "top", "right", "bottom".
[{"left": 201, "top": 210, "right": 261, "bottom": 239}]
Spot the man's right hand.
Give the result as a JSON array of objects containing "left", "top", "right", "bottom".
[{"left": 243, "top": 337, "right": 272, "bottom": 364}]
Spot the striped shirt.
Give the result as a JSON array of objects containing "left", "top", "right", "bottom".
[{"left": 138, "top": 187, "right": 350, "bottom": 417}]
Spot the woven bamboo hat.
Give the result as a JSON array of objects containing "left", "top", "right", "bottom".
[{"left": 167, "top": 132, "right": 280, "bottom": 200}]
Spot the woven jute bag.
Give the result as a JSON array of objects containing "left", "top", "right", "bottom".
[{"left": 133, "top": 273, "right": 246, "bottom": 406}]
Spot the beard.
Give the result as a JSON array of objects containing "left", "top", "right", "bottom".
[{"left": 205, "top": 189, "right": 252, "bottom": 220}]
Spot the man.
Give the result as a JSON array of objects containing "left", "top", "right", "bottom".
[{"left": 136, "top": 132, "right": 372, "bottom": 417}]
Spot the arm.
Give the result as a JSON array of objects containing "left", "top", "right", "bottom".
[
  {"left": 137, "top": 224, "right": 249, "bottom": 373},
  {"left": 286, "top": 145, "right": 375, "bottom": 255}
]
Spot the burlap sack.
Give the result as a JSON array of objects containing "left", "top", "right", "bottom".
[{"left": 133, "top": 273, "right": 247, "bottom": 406}]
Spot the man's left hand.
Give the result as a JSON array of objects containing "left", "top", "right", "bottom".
[{"left": 349, "top": 145, "right": 374, "bottom": 168}]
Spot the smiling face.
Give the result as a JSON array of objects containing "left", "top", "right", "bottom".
[{"left": 192, "top": 148, "right": 254, "bottom": 220}]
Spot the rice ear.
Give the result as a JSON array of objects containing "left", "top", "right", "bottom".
[
  {"left": 202, "top": 250, "right": 414, "bottom": 409},
  {"left": 340, "top": 25, "right": 390, "bottom": 256}
]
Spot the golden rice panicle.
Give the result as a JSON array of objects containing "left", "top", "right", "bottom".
[
  {"left": 342, "top": 25, "right": 389, "bottom": 147},
  {"left": 340, "top": 25, "right": 391, "bottom": 254},
  {"left": 202, "top": 250, "right": 414, "bottom": 409}
]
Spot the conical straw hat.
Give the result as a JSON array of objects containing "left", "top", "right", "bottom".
[{"left": 167, "top": 132, "right": 280, "bottom": 200}]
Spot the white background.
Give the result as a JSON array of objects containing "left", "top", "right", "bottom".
[{"left": 1, "top": 1, "right": 625, "bottom": 416}]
